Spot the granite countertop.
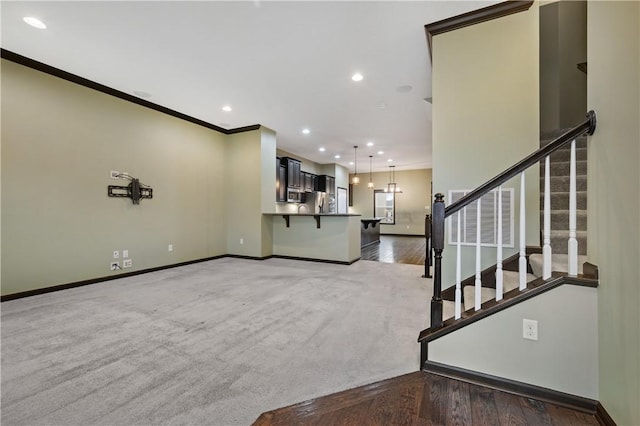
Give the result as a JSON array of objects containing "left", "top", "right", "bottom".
[{"left": 265, "top": 213, "right": 361, "bottom": 217}]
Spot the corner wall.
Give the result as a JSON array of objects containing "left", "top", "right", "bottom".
[
  {"left": 431, "top": 4, "right": 540, "bottom": 287},
  {"left": 587, "top": 1, "right": 640, "bottom": 424},
  {"left": 0, "top": 59, "right": 271, "bottom": 296}
]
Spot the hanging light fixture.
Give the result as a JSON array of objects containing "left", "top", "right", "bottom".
[
  {"left": 367, "top": 155, "right": 374, "bottom": 189},
  {"left": 351, "top": 145, "right": 360, "bottom": 185},
  {"left": 385, "top": 165, "right": 403, "bottom": 193}
]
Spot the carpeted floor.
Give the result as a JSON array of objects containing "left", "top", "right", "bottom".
[{"left": 1, "top": 257, "right": 432, "bottom": 425}]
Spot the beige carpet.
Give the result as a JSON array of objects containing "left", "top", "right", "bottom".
[{"left": 1, "top": 257, "right": 431, "bottom": 425}]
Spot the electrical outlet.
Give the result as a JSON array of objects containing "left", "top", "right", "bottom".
[
  {"left": 113, "top": 250, "right": 119, "bottom": 259},
  {"left": 523, "top": 319, "right": 538, "bottom": 341},
  {"left": 110, "top": 261, "right": 120, "bottom": 271},
  {"left": 240, "top": 238, "right": 244, "bottom": 245},
  {"left": 168, "top": 244, "right": 173, "bottom": 252},
  {"left": 122, "top": 250, "right": 129, "bottom": 258},
  {"left": 123, "top": 259, "right": 132, "bottom": 268},
  {"left": 110, "top": 170, "right": 120, "bottom": 179}
]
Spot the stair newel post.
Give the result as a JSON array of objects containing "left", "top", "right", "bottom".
[
  {"left": 519, "top": 172, "right": 527, "bottom": 290},
  {"left": 543, "top": 155, "right": 552, "bottom": 279},
  {"left": 568, "top": 139, "right": 578, "bottom": 276},
  {"left": 430, "top": 193, "right": 445, "bottom": 329},
  {"left": 455, "top": 210, "right": 462, "bottom": 319},
  {"left": 474, "top": 197, "right": 482, "bottom": 311},
  {"left": 496, "top": 186, "right": 503, "bottom": 301}
]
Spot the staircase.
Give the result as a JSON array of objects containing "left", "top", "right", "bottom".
[
  {"left": 420, "top": 111, "right": 598, "bottom": 361},
  {"left": 441, "top": 253, "right": 587, "bottom": 320},
  {"left": 542, "top": 131, "right": 588, "bottom": 255},
  {"left": 437, "top": 129, "right": 590, "bottom": 320}
]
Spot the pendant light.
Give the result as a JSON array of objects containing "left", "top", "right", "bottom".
[
  {"left": 351, "top": 145, "right": 360, "bottom": 185},
  {"left": 385, "top": 165, "right": 403, "bottom": 193},
  {"left": 367, "top": 155, "right": 374, "bottom": 189}
]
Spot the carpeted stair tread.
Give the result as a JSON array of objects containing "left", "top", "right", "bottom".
[
  {"left": 529, "top": 253, "right": 587, "bottom": 277},
  {"left": 543, "top": 191, "right": 587, "bottom": 210},
  {"left": 443, "top": 300, "right": 456, "bottom": 320},
  {"left": 550, "top": 230, "right": 587, "bottom": 255},
  {"left": 543, "top": 210, "right": 588, "bottom": 230},
  {"left": 463, "top": 285, "right": 496, "bottom": 311},
  {"left": 502, "top": 270, "right": 537, "bottom": 292},
  {"left": 548, "top": 147, "right": 588, "bottom": 162},
  {"left": 541, "top": 175, "right": 587, "bottom": 192},
  {"left": 542, "top": 160, "right": 588, "bottom": 176}
]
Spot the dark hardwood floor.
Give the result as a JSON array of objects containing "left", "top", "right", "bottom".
[
  {"left": 361, "top": 235, "right": 427, "bottom": 265},
  {"left": 253, "top": 371, "right": 599, "bottom": 425}
]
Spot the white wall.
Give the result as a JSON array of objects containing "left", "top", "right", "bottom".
[
  {"left": 429, "top": 284, "right": 599, "bottom": 399},
  {"left": 587, "top": 1, "right": 640, "bottom": 424}
]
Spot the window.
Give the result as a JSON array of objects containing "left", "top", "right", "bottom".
[
  {"left": 448, "top": 188, "right": 514, "bottom": 247},
  {"left": 374, "top": 190, "right": 395, "bottom": 224}
]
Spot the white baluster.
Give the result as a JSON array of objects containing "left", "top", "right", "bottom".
[
  {"left": 543, "top": 155, "right": 552, "bottom": 279},
  {"left": 519, "top": 171, "right": 527, "bottom": 290},
  {"left": 568, "top": 139, "right": 578, "bottom": 276},
  {"left": 496, "top": 187, "right": 503, "bottom": 301},
  {"left": 455, "top": 211, "right": 462, "bottom": 319},
  {"left": 475, "top": 198, "right": 482, "bottom": 311}
]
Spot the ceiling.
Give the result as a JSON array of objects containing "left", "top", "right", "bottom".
[{"left": 1, "top": 1, "right": 498, "bottom": 173}]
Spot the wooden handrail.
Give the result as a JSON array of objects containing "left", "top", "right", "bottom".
[
  {"left": 427, "top": 110, "right": 596, "bottom": 333},
  {"left": 444, "top": 111, "right": 596, "bottom": 218}
]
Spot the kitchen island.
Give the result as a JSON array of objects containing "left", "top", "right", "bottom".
[
  {"left": 361, "top": 218, "right": 383, "bottom": 248},
  {"left": 265, "top": 213, "right": 361, "bottom": 264}
]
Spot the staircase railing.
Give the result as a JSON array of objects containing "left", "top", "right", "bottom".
[{"left": 429, "top": 111, "right": 597, "bottom": 329}]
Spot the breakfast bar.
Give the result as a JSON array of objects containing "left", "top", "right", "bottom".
[{"left": 265, "top": 213, "right": 361, "bottom": 264}]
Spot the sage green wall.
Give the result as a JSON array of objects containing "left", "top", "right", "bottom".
[
  {"left": 271, "top": 215, "right": 361, "bottom": 263},
  {"left": 539, "top": 1, "right": 587, "bottom": 134},
  {"left": 225, "top": 130, "right": 271, "bottom": 258},
  {"left": 1, "top": 59, "right": 228, "bottom": 295},
  {"left": 587, "top": 1, "right": 640, "bottom": 423},
  {"left": 350, "top": 169, "right": 432, "bottom": 235},
  {"left": 431, "top": 5, "right": 540, "bottom": 287},
  {"left": 429, "top": 284, "right": 599, "bottom": 399}
]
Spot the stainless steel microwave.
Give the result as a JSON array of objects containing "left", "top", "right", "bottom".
[{"left": 287, "top": 189, "right": 305, "bottom": 203}]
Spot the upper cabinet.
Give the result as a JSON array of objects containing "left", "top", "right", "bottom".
[
  {"left": 281, "top": 157, "right": 301, "bottom": 189},
  {"left": 276, "top": 157, "right": 286, "bottom": 202},
  {"left": 302, "top": 172, "right": 316, "bottom": 193},
  {"left": 316, "top": 175, "right": 335, "bottom": 195}
]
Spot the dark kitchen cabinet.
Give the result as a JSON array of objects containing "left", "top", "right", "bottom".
[
  {"left": 276, "top": 158, "right": 286, "bottom": 202},
  {"left": 316, "top": 175, "right": 335, "bottom": 195},
  {"left": 281, "top": 157, "right": 301, "bottom": 189},
  {"left": 303, "top": 172, "right": 316, "bottom": 193}
]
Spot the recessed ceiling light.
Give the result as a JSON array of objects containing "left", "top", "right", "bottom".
[
  {"left": 302, "top": 128, "right": 310, "bottom": 134},
  {"left": 133, "top": 90, "right": 152, "bottom": 99},
  {"left": 349, "top": 161, "right": 354, "bottom": 165},
  {"left": 367, "top": 142, "right": 374, "bottom": 147},
  {"left": 222, "top": 105, "right": 232, "bottom": 112},
  {"left": 23, "top": 17, "right": 46, "bottom": 29},
  {"left": 334, "top": 155, "right": 341, "bottom": 159},
  {"left": 319, "top": 147, "right": 325, "bottom": 152},
  {"left": 351, "top": 73, "right": 364, "bottom": 82},
  {"left": 378, "top": 151, "right": 384, "bottom": 155},
  {"left": 379, "top": 103, "right": 387, "bottom": 109},
  {"left": 388, "top": 159, "right": 393, "bottom": 162}
]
